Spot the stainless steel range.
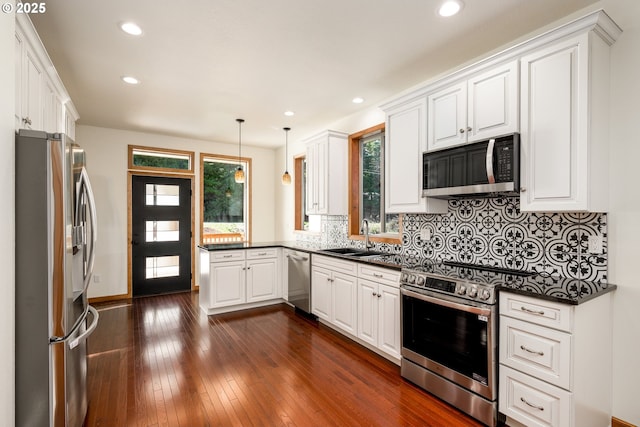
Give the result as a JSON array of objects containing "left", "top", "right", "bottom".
[{"left": 400, "top": 260, "right": 531, "bottom": 427}]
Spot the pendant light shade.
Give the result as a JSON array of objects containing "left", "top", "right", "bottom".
[
  {"left": 281, "top": 127, "right": 291, "bottom": 185},
  {"left": 235, "top": 118, "right": 245, "bottom": 183}
]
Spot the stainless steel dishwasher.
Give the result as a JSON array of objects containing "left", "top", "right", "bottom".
[{"left": 286, "top": 250, "right": 311, "bottom": 314}]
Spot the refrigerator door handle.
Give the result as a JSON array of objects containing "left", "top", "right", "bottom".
[
  {"left": 50, "top": 305, "right": 89, "bottom": 344},
  {"left": 78, "top": 167, "right": 98, "bottom": 292},
  {"left": 68, "top": 306, "right": 99, "bottom": 350}
]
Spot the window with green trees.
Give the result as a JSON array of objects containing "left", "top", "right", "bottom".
[
  {"left": 360, "top": 132, "right": 399, "bottom": 234},
  {"left": 128, "top": 146, "right": 193, "bottom": 173},
  {"left": 201, "top": 155, "right": 250, "bottom": 243}
]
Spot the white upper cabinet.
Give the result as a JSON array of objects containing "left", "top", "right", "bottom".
[
  {"left": 64, "top": 102, "right": 79, "bottom": 140},
  {"left": 468, "top": 61, "right": 519, "bottom": 142},
  {"left": 427, "top": 81, "right": 467, "bottom": 150},
  {"left": 383, "top": 98, "right": 447, "bottom": 214},
  {"left": 15, "top": 31, "right": 24, "bottom": 130},
  {"left": 15, "top": 32, "right": 44, "bottom": 131},
  {"left": 427, "top": 60, "right": 519, "bottom": 151},
  {"left": 15, "top": 14, "right": 78, "bottom": 134},
  {"left": 305, "top": 130, "right": 348, "bottom": 215},
  {"left": 380, "top": 9, "right": 618, "bottom": 214},
  {"left": 519, "top": 13, "right": 621, "bottom": 212}
]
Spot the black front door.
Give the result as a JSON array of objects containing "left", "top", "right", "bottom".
[{"left": 131, "top": 175, "right": 192, "bottom": 296}]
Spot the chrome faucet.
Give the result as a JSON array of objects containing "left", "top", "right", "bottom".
[{"left": 361, "top": 219, "right": 375, "bottom": 250}]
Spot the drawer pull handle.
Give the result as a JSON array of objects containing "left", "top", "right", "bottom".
[
  {"left": 520, "top": 397, "right": 544, "bottom": 411},
  {"left": 520, "top": 345, "right": 544, "bottom": 356},
  {"left": 520, "top": 306, "right": 545, "bottom": 316},
  {"left": 223, "top": 255, "right": 234, "bottom": 258},
  {"left": 257, "top": 252, "right": 267, "bottom": 256},
  {"left": 373, "top": 273, "right": 383, "bottom": 278}
]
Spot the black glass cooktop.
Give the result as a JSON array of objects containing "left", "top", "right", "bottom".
[{"left": 402, "top": 259, "right": 533, "bottom": 288}]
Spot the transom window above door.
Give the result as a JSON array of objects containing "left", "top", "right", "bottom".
[{"left": 128, "top": 145, "right": 194, "bottom": 173}]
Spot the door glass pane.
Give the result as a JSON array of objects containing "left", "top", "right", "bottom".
[
  {"left": 145, "top": 184, "right": 180, "bottom": 206},
  {"left": 146, "top": 255, "right": 180, "bottom": 279},
  {"left": 145, "top": 220, "right": 179, "bottom": 242}
]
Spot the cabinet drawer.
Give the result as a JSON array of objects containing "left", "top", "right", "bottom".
[
  {"left": 358, "top": 264, "right": 400, "bottom": 288},
  {"left": 500, "top": 292, "right": 573, "bottom": 332},
  {"left": 500, "top": 316, "right": 572, "bottom": 390},
  {"left": 210, "top": 250, "right": 245, "bottom": 263},
  {"left": 312, "top": 254, "right": 357, "bottom": 276},
  {"left": 246, "top": 248, "right": 278, "bottom": 259},
  {"left": 499, "top": 365, "right": 572, "bottom": 427}
]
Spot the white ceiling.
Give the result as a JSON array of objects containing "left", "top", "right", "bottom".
[{"left": 31, "top": 0, "right": 598, "bottom": 148}]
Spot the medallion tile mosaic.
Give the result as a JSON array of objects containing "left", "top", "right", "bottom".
[{"left": 295, "top": 197, "right": 607, "bottom": 282}]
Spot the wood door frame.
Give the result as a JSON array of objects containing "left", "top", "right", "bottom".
[{"left": 127, "top": 170, "right": 196, "bottom": 298}]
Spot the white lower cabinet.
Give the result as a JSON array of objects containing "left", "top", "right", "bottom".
[
  {"left": 357, "top": 263, "right": 401, "bottom": 361},
  {"left": 499, "top": 291, "right": 613, "bottom": 427},
  {"left": 200, "top": 248, "right": 282, "bottom": 315},
  {"left": 311, "top": 255, "right": 358, "bottom": 336},
  {"left": 311, "top": 254, "right": 402, "bottom": 363},
  {"left": 245, "top": 250, "right": 282, "bottom": 302},
  {"left": 500, "top": 365, "right": 572, "bottom": 427},
  {"left": 357, "top": 278, "right": 401, "bottom": 361},
  {"left": 210, "top": 259, "right": 245, "bottom": 307}
]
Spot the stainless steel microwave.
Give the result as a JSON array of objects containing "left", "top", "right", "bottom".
[{"left": 422, "top": 133, "right": 520, "bottom": 198}]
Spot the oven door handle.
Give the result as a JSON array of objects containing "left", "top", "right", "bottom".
[{"left": 401, "top": 287, "right": 492, "bottom": 316}]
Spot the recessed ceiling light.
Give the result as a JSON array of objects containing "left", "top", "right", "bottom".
[
  {"left": 284, "top": 111, "right": 295, "bottom": 117},
  {"left": 438, "top": 0, "right": 463, "bottom": 17},
  {"left": 121, "top": 76, "right": 140, "bottom": 85},
  {"left": 352, "top": 97, "right": 364, "bottom": 104},
  {"left": 120, "top": 22, "right": 143, "bottom": 36}
]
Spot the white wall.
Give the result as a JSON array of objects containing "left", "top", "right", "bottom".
[
  {"left": 1, "top": 3, "right": 15, "bottom": 425},
  {"left": 599, "top": 0, "right": 640, "bottom": 424},
  {"left": 77, "top": 125, "right": 276, "bottom": 299}
]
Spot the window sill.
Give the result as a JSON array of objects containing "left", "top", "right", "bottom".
[{"left": 349, "top": 233, "right": 401, "bottom": 245}]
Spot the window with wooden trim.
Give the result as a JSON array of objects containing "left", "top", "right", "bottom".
[
  {"left": 200, "top": 154, "right": 251, "bottom": 244},
  {"left": 348, "top": 124, "right": 401, "bottom": 244},
  {"left": 294, "top": 155, "right": 309, "bottom": 231},
  {"left": 128, "top": 145, "right": 194, "bottom": 173}
]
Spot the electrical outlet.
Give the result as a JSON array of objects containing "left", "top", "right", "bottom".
[
  {"left": 420, "top": 229, "right": 431, "bottom": 241},
  {"left": 588, "top": 235, "right": 603, "bottom": 254},
  {"left": 93, "top": 274, "right": 100, "bottom": 283}
]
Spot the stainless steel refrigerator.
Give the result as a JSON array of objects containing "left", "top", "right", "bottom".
[{"left": 15, "top": 129, "right": 99, "bottom": 427}]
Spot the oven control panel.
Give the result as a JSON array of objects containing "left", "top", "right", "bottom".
[{"left": 400, "top": 271, "right": 496, "bottom": 304}]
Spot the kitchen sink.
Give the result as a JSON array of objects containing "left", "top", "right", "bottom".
[{"left": 319, "top": 248, "right": 383, "bottom": 257}]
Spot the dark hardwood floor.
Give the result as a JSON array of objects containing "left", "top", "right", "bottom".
[{"left": 86, "top": 292, "right": 483, "bottom": 426}]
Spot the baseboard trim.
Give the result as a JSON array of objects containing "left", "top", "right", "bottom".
[
  {"left": 613, "top": 416, "right": 637, "bottom": 427},
  {"left": 89, "top": 293, "right": 131, "bottom": 304}
]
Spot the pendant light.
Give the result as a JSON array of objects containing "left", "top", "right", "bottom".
[
  {"left": 234, "top": 118, "right": 245, "bottom": 183},
  {"left": 281, "top": 127, "right": 291, "bottom": 185}
]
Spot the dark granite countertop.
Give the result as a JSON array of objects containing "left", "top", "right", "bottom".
[
  {"left": 198, "top": 242, "right": 615, "bottom": 305},
  {"left": 496, "top": 274, "right": 616, "bottom": 305}
]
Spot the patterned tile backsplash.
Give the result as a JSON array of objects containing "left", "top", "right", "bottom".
[{"left": 295, "top": 197, "right": 607, "bottom": 282}]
